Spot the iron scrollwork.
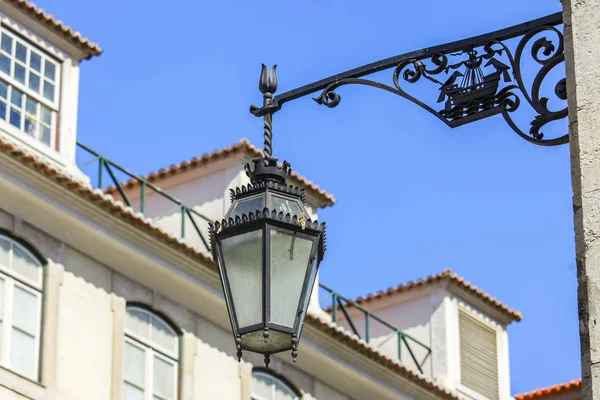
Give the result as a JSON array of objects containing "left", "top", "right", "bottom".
[{"left": 252, "top": 12, "right": 568, "bottom": 146}]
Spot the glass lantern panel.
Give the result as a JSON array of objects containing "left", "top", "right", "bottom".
[
  {"left": 230, "top": 195, "right": 263, "bottom": 218},
  {"left": 271, "top": 195, "right": 303, "bottom": 217},
  {"left": 221, "top": 230, "right": 263, "bottom": 329},
  {"left": 297, "top": 257, "right": 318, "bottom": 341},
  {"left": 269, "top": 229, "right": 314, "bottom": 329}
]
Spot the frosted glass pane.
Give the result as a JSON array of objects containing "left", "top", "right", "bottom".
[
  {"left": 123, "top": 382, "right": 144, "bottom": 400},
  {"left": 231, "top": 196, "right": 263, "bottom": 218},
  {"left": 153, "top": 356, "right": 175, "bottom": 399},
  {"left": 0, "top": 240, "right": 9, "bottom": 267},
  {"left": 270, "top": 230, "right": 313, "bottom": 328},
  {"left": 274, "top": 381, "right": 298, "bottom": 400},
  {"left": 126, "top": 309, "right": 150, "bottom": 339},
  {"left": 221, "top": 230, "right": 263, "bottom": 328},
  {"left": 0, "top": 277, "right": 4, "bottom": 320},
  {"left": 12, "top": 246, "right": 40, "bottom": 284},
  {"left": 124, "top": 342, "right": 145, "bottom": 387},
  {"left": 13, "top": 286, "right": 38, "bottom": 334},
  {"left": 151, "top": 317, "right": 176, "bottom": 354},
  {"left": 271, "top": 196, "right": 302, "bottom": 217},
  {"left": 11, "top": 328, "right": 36, "bottom": 377},
  {"left": 252, "top": 373, "right": 273, "bottom": 400}
]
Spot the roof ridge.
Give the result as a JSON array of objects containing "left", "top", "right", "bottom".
[
  {"left": 107, "top": 139, "right": 335, "bottom": 207},
  {"left": 353, "top": 268, "right": 522, "bottom": 322},
  {"left": 514, "top": 379, "right": 581, "bottom": 399}
]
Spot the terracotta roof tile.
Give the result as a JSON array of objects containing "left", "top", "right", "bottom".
[
  {"left": 5, "top": 0, "right": 102, "bottom": 60},
  {"left": 111, "top": 139, "right": 335, "bottom": 208},
  {"left": 0, "top": 137, "right": 455, "bottom": 400},
  {"left": 352, "top": 268, "right": 522, "bottom": 323},
  {"left": 514, "top": 379, "right": 581, "bottom": 399}
]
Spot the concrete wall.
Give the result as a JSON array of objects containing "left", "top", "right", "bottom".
[
  {"left": 0, "top": 206, "right": 354, "bottom": 400},
  {"left": 563, "top": 0, "right": 600, "bottom": 399}
]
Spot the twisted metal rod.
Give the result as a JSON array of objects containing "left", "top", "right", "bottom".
[
  {"left": 258, "top": 64, "right": 277, "bottom": 159},
  {"left": 263, "top": 96, "right": 273, "bottom": 158}
]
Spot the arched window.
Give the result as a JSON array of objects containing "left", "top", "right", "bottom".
[
  {"left": 123, "top": 305, "right": 180, "bottom": 400},
  {"left": 252, "top": 369, "right": 301, "bottom": 400},
  {"left": 0, "top": 234, "right": 43, "bottom": 380}
]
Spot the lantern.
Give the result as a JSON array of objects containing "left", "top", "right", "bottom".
[{"left": 210, "top": 157, "right": 326, "bottom": 367}]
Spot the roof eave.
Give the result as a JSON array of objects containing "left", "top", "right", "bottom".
[
  {"left": 352, "top": 269, "right": 522, "bottom": 324},
  {"left": 3, "top": 0, "right": 102, "bottom": 61}
]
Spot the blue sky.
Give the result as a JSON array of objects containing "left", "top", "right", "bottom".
[{"left": 37, "top": 0, "right": 576, "bottom": 394}]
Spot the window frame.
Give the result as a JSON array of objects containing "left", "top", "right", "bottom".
[
  {"left": 0, "top": 233, "right": 44, "bottom": 382},
  {"left": 251, "top": 368, "right": 302, "bottom": 400},
  {"left": 0, "top": 24, "right": 60, "bottom": 149},
  {"left": 124, "top": 305, "right": 181, "bottom": 400}
]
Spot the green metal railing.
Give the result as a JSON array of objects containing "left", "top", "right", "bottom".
[
  {"left": 77, "top": 142, "right": 432, "bottom": 373},
  {"left": 76, "top": 142, "right": 212, "bottom": 252},
  {"left": 319, "top": 283, "right": 431, "bottom": 373}
]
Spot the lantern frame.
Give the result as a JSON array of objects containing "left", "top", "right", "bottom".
[{"left": 209, "top": 157, "right": 326, "bottom": 366}]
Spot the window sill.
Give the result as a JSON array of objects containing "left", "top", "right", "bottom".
[
  {"left": 0, "top": 121, "right": 63, "bottom": 165},
  {"left": 0, "top": 365, "right": 46, "bottom": 400}
]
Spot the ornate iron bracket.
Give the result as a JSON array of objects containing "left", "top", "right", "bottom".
[{"left": 250, "top": 12, "right": 567, "bottom": 146}]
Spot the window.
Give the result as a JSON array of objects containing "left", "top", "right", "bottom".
[
  {"left": 252, "top": 369, "right": 301, "bottom": 400},
  {"left": 0, "top": 234, "right": 43, "bottom": 380},
  {"left": 458, "top": 309, "right": 499, "bottom": 400},
  {"left": 0, "top": 27, "right": 59, "bottom": 148},
  {"left": 123, "top": 306, "right": 180, "bottom": 400}
]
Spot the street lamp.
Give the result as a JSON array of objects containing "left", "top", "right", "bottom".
[
  {"left": 210, "top": 12, "right": 568, "bottom": 368},
  {"left": 209, "top": 65, "right": 326, "bottom": 368}
]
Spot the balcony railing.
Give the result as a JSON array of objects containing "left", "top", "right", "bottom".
[
  {"left": 77, "top": 142, "right": 432, "bottom": 373},
  {"left": 319, "top": 283, "right": 431, "bottom": 374},
  {"left": 76, "top": 142, "right": 212, "bottom": 252}
]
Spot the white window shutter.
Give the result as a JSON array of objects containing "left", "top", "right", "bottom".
[{"left": 459, "top": 309, "right": 499, "bottom": 400}]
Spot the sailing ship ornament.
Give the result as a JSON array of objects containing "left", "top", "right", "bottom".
[{"left": 437, "top": 50, "right": 514, "bottom": 123}]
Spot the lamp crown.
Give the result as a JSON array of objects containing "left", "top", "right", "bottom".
[{"left": 245, "top": 157, "right": 291, "bottom": 185}]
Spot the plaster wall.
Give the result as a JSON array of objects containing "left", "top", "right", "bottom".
[
  {"left": 335, "top": 294, "right": 435, "bottom": 377},
  {"left": 333, "top": 288, "right": 513, "bottom": 399},
  {"left": 0, "top": 206, "right": 357, "bottom": 400},
  {"left": 0, "top": 386, "right": 30, "bottom": 399}
]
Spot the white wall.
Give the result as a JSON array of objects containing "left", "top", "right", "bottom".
[
  {"left": 54, "top": 270, "right": 114, "bottom": 400},
  {"left": 0, "top": 205, "right": 362, "bottom": 400},
  {"left": 332, "top": 287, "right": 513, "bottom": 400},
  {"left": 334, "top": 292, "right": 436, "bottom": 377}
]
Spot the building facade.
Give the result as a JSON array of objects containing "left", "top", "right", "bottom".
[{"left": 0, "top": 2, "right": 577, "bottom": 400}]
